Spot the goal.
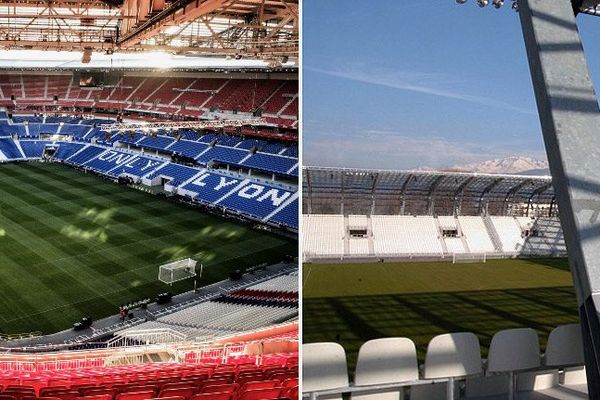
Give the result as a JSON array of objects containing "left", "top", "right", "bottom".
[
  {"left": 452, "top": 253, "right": 487, "bottom": 264},
  {"left": 158, "top": 258, "right": 200, "bottom": 285}
]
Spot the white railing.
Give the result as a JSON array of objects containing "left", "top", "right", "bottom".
[{"left": 109, "top": 328, "right": 187, "bottom": 347}]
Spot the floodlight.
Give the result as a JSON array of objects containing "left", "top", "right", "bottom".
[
  {"left": 493, "top": 0, "right": 504, "bottom": 8},
  {"left": 477, "top": 0, "right": 489, "bottom": 7},
  {"left": 456, "top": 0, "right": 468, "bottom": 4}
]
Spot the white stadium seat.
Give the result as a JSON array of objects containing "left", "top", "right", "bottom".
[
  {"left": 303, "top": 342, "right": 349, "bottom": 400},
  {"left": 352, "top": 337, "right": 419, "bottom": 400}
]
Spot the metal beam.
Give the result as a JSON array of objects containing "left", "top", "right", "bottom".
[{"left": 518, "top": 0, "right": 600, "bottom": 393}]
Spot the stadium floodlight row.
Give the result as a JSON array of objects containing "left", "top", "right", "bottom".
[{"left": 0, "top": 115, "right": 298, "bottom": 231}]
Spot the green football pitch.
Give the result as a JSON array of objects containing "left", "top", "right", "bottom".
[
  {"left": 303, "top": 258, "right": 579, "bottom": 372},
  {"left": 0, "top": 162, "right": 296, "bottom": 335}
]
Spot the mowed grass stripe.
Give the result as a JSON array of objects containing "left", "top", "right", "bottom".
[
  {"left": 0, "top": 162, "right": 296, "bottom": 334},
  {"left": 303, "top": 258, "right": 578, "bottom": 373}
]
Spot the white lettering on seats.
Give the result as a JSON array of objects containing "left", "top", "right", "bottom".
[
  {"left": 192, "top": 173, "right": 210, "bottom": 187},
  {"left": 238, "top": 184, "right": 264, "bottom": 199},
  {"left": 214, "top": 176, "right": 239, "bottom": 191},
  {"left": 257, "top": 189, "right": 291, "bottom": 207}
]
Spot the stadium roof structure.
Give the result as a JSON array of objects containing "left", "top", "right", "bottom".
[
  {"left": 0, "top": 50, "right": 297, "bottom": 70},
  {"left": 0, "top": 0, "right": 298, "bottom": 61},
  {"left": 303, "top": 166, "right": 556, "bottom": 217}
]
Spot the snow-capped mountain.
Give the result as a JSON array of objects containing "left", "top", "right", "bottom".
[{"left": 449, "top": 157, "right": 549, "bottom": 175}]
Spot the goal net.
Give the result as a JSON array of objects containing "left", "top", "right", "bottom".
[
  {"left": 452, "top": 253, "right": 487, "bottom": 264},
  {"left": 159, "top": 258, "right": 198, "bottom": 284}
]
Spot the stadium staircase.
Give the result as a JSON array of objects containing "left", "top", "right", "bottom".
[
  {"left": 455, "top": 217, "right": 472, "bottom": 254},
  {"left": 366, "top": 216, "right": 375, "bottom": 255},
  {"left": 12, "top": 139, "right": 26, "bottom": 159},
  {"left": 342, "top": 216, "right": 350, "bottom": 255},
  {"left": 483, "top": 214, "right": 504, "bottom": 253},
  {"left": 433, "top": 217, "right": 450, "bottom": 254}
]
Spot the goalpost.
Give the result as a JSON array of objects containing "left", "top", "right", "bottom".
[
  {"left": 452, "top": 253, "right": 487, "bottom": 264},
  {"left": 158, "top": 258, "right": 202, "bottom": 286}
]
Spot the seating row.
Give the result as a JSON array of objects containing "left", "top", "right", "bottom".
[{"left": 303, "top": 324, "right": 586, "bottom": 399}]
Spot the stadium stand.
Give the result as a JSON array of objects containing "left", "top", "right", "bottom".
[
  {"left": 303, "top": 213, "right": 566, "bottom": 260},
  {"left": 303, "top": 324, "right": 586, "bottom": 399},
  {"left": 122, "top": 272, "right": 298, "bottom": 342},
  {"left": 0, "top": 74, "right": 298, "bottom": 124},
  {"left": 0, "top": 335, "right": 299, "bottom": 400},
  {"left": 303, "top": 167, "right": 564, "bottom": 260},
  {"left": 302, "top": 215, "right": 345, "bottom": 257},
  {"left": 0, "top": 115, "right": 298, "bottom": 231}
]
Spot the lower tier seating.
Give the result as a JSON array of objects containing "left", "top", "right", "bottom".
[
  {"left": 303, "top": 214, "right": 566, "bottom": 259},
  {"left": 0, "top": 357, "right": 298, "bottom": 400}
]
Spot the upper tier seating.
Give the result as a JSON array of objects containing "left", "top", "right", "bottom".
[{"left": 0, "top": 75, "right": 298, "bottom": 123}]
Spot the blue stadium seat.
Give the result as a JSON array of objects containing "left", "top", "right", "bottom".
[
  {"left": 67, "top": 145, "right": 105, "bottom": 165},
  {"left": 146, "top": 163, "right": 201, "bottom": 186},
  {"left": 27, "top": 124, "right": 60, "bottom": 137},
  {"left": 60, "top": 124, "right": 93, "bottom": 139},
  {"left": 137, "top": 135, "right": 176, "bottom": 151},
  {"left": 169, "top": 139, "right": 208, "bottom": 159},
  {"left": 86, "top": 149, "right": 164, "bottom": 177},
  {"left": 269, "top": 198, "right": 298, "bottom": 228},
  {"left": 197, "top": 145, "right": 248, "bottom": 164},
  {"left": 20, "top": 140, "right": 49, "bottom": 158},
  {"left": 219, "top": 181, "right": 294, "bottom": 219},
  {"left": 242, "top": 153, "right": 297, "bottom": 175},
  {"left": 0, "top": 138, "right": 24, "bottom": 159},
  {"left": 0, "top": 123, "right": 27, "bottom": 137},
  {"left": 53, "top": 142, "right": 86, "bottom": 160}
]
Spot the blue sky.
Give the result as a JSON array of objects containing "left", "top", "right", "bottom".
[{"left": 303, "top": 1, "right": 600, "bottom": 169}]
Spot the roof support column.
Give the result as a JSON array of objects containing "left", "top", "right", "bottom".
[{"left": 519, "top": 0, "right": 600, "bottom": 392}]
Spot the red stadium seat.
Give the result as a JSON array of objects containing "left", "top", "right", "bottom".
[
  {"left": 234, "top": 376, "right": 264, "bottom": 387},
  {"left": 190, "top": 394, "right": 230, "bottom": 400},
  {"left": 239, "top": 381, "right": 279, "bottom": 392},
  {"left": 237, "top": 388, "right": 282, "bottom": 400},
  {"left": 282, "top": 386, "right": 297, "bottom": 399},
  {"left": 156, "top": 388, "right": 195, "bottom": 399},
  {"left": 78, "top": 394, "right": 113, "bottom": 400},
  {"left": 280, "top": 378, "right": 297, "bottom": 389},
  {"left": 196, "top": 384, "right": 236, "bottom": 395},
  {"left": 115, "top": 391, "right": 154, "bottom": 400}
]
